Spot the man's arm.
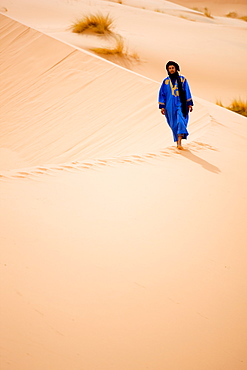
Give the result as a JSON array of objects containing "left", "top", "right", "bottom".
[
  {"left": 158, "top": 81, "right": 166, "bottom": 115},
  {"left": 184, "top": 78, "right": 193, "bottom": 112}
]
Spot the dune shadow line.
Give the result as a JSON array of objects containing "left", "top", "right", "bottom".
[{"left": 180, "top": 149, "right": 220, "bottom": 173}]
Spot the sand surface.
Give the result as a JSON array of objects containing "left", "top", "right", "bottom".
[
  {"left": 0, "top": 1, "right": 247, "bottom": 369},
  {"left": 1, "top": 0, "right": 247, "bottom": 104}
]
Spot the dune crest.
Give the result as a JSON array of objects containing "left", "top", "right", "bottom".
[
  {"left": 0, "top": 14, "right": 209, "bottom": 172},
  {"left": 1, "top": 0, "right": 247, "bottom": 105}
]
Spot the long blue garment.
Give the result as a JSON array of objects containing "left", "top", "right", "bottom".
[{"left": 158, "top": 75, "right": 193, "bottom": 142}]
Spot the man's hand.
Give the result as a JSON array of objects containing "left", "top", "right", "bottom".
[
  {"left": 160, "top": 108, "right": 166, "bottom": 115},
  {"left": 188, "top": 105, "right": 193, "bottom": 112}
]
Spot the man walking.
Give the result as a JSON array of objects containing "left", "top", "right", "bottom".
[{"left": 158, "top": 61, "right": 193, "bottom": 149}]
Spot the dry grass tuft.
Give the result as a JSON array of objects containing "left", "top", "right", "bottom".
[
  {"left": 228, "top": 99, "right": 247, "bottom": 116},
  {"left": 226, "top": 12, "right": 247, "bottom": 22},
  {"left": 91, "top": 34, "right": 140, "bottom": 60},
  {"left": 71, "top": 11, "right": 139, "bottom": 60},
  {"left": 216, "top": 98, "right": 247, "bottom": 117},
  {"left": 226, "top": 11, "right": 238, "bottom": 18},
  {"left": 191, "top": 6, "right": 214, "bottom": 18},
  {"left": 216, "top": 99, "right": 223, "bottom": 107},
  {"left": 240, "top": 15, "right": 247, "bottom": 22},
  {"left": 203, "top": 7, "right": 213, "bottom": 18},
  {"left": 71, "top": 13, "right": 114, "bottom": 35},
  {"left": 91, "top": 35, "right": 125, "bottom": 55}
]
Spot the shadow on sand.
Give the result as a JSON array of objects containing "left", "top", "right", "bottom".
[{"left": 179, "top": 149, "right": 220, "bottom": 173}]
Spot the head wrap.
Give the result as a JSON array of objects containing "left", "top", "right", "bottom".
[
  {"left": 165, "top": 61, "right": 188, "bottom": 118},
  {"left": 165, "top": 61, "right": 180, "bottom": 72}
]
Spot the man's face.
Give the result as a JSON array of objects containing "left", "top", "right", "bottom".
[{"left": 168, "top": 65, "right": 176, "bottom": 74}]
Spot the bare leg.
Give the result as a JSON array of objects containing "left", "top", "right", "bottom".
[{"left": 177, "top": 135, "right": 183, "bottom": 149}]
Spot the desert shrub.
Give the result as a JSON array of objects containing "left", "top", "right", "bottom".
[
  {"left": 240, "top": 15, "right": 247, "bottom": 22},
  {"left": 91, "top": 35, "right": 125, "bottom": 55},
  {"left": 226, "top": 12, "right": 238, "bottom": 18},
  {"left": 71, "top": 12, "right": 139, "bottom": 60},
  {"left": 203, "top": 7, "right": 213, "bottom": 18},
  {"left": 216, "top": 99, "right": 224, "bottom": 107},
  {"left": 216, "top": 98, "right": 247, "bottom": 117},
  {"left": 71, "top": 13, "right": 113, "bottom": 35},
  {"left": 228, "top": 99, "right": 247, "bottom": 116},
  {"left": 91, "top": 34, "right": 140, "bottom": 60},
  {"left": 225, "top": 12, "right": 247, "bottom": 21}
]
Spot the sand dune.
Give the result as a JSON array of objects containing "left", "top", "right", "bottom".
[
  {"left": 1, "top": 2, "right": 247, "bottom": 370},
  {"left": 1, "top": 0, "right": 247, "bottom": 105},
  {"left": 0, "top": 14, "right": 209, "bottom": 172},
  {"left": 172, "top": 0, "right": 247, "bottom": 16}
]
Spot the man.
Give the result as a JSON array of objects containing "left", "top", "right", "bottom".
[{"left": 158, "top": 61, "right": 193, "bottom": 149}]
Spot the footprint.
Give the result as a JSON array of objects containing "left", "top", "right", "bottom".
[
  {"left": 37, "top": 167, "right": 49, "bottom": 171},
  {"left": 19, "top": 172, "right": 30, "bottom": 176},
  {"left": 123, "top": 159, "right": 134, "bottom": 163},
  {"left": 62, "top": 165, "right": 74, "bottom": 169},
  {"left": 77, "top": 165, "right": 91, "bottom": 169}
]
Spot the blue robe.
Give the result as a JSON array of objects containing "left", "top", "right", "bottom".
[{"left": 158, "top": 75, "right": 193, "bottom": 142}]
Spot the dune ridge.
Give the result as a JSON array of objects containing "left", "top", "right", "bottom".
[
  {"left": 0, "top": 14, "right": 209, "bottom": 172},
  {"left": 1, "top": 0, "right": 247, "bottom": 105}
]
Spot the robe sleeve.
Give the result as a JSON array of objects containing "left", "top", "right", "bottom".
[
  {"left": 183, "top": 78, "right": 194, "bottom": 107},
  {"left": 158, "top": 81, "right": 166, "bottom": 109}
]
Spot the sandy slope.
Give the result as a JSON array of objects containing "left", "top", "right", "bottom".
[
  {"left": 172, "top": 0, "right": 247, "bottom": 16},
  {"left": 0, "top": 14, "right": 209, "bottom": 172},
  {"left": 1, "top": 4, "right": 247, "bottom": 370},
  {"left": 1, "top": 0, "right": 247, "bottom": 105},
  {"left": 1, "top": 113, "right": 247, "bottom": 370}
]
